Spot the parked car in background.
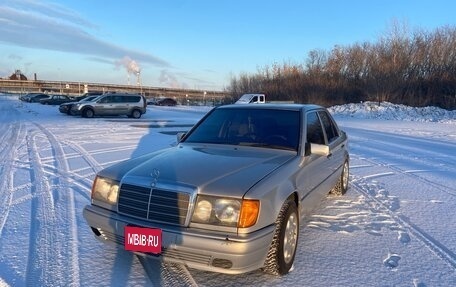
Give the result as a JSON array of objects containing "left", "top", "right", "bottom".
[
  {"left": 28, "top": 93, "right": 49, "bottom": 103},
  {"left": 19, "top": 94, "right": 29, "bottom": 101},
  {"left": 235, "top": 93, "right": 266, "bottom": 104},
  {"left": 40, "top": 94, "right": 74, "bottom": 105},
  {"left": 155, "top": 97, "right": 177, "bottom": 106},
  {"left": 70, "top": 93, "right": 147, "bottom": 118},
  {"left": 19, "top": 93, "right": 48, "bottom": 102},
  {"left": 83, "top": 103, "right": 349, "bottom": 275},
  {"left": 72, "top": 91, "right": 103, "bottom": 102},
  {"left": 19, "top": 93, "right": 34, "bottom": 101},
  {"left": 59, "top": 95, "right": 100, "bottom": 114}
]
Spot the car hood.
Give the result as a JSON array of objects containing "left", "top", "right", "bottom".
[
  {"left": 60, "top": 101, "right": 77, "bottom": 106},
  {"left": 100, "top": 144, "right": 295, "bottom": 198}
]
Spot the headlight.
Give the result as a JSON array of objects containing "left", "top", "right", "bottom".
[
  {"left": 91, "top": 176, "right": 120, "bottom": 205},
  {"left": 191, "top": 195, "right": 259, "bottom": 228},
  {"left": 214, "top": 199, "right": 240, "bottom": 224}
]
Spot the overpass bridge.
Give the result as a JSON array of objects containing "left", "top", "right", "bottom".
[{"left": 0, "top": 79, "right": 231, "bottom": 105}]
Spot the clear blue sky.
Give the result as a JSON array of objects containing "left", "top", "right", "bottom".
[{"left": 1, "top": 0, "right": 456, "bottom": 91}]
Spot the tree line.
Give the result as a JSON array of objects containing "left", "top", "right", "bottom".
[{"left": 226, "top": 23, "right": 456, "bottom": 109}]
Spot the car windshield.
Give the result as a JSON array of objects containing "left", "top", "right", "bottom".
[{"left": 184, "top": 108, "right": 300, "bottom": 151}]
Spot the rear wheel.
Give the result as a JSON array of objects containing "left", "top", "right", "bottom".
[
  {"left": 131, "top": 109, "right": 141, "bottom": 119},
  {"left": 330, "top": 160, "right": 349, "bottom": 196},
  {"left": 263, "top": 198, "right": 299, "bottom": 275}
]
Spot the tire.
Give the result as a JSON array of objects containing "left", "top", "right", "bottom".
[
  {"left": 330, "top": 160, "right": 349, "bottom": 196},
  {"left": 263, "top": 198, "right": 299, "bottom": 275},
  {"left": 131, "top": 109, "right": 141, "bottom": 119},
  {"left": 82, "top": 108, "right": 94, "bottom": 118}
]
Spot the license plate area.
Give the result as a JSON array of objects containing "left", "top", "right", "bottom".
[{"left": 124, "top": 226, "right": 162, "bottom": 254}]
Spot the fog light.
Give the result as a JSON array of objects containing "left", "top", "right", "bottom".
[{"left": 212, "top": 258, "right": 233, "bottom": 269}]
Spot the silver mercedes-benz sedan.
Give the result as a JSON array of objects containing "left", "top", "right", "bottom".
[{"left": 83, "top": 104, "right": 349, "bottom": 275}]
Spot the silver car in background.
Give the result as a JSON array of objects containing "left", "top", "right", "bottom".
[
  {"left": 83, "top": 104, "right": 349, "bottom": 275},
  {"left": 71, "top": 93, "right": 147, "bottom": 118}
]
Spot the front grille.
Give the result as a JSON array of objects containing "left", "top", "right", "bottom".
[{"left": 118, "top": 183, "right": 190, "bottom": 225}]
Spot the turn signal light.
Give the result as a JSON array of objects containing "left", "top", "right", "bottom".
[{"left": 238, "top": 200, "right": 260, "bottom": 228}]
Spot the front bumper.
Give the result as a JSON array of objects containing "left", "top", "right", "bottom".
[
  {"left": 70, "top": 108, "right": 82, "bottom": 116},
  {"left": 83, "top": 205, "right": 275, "bottom": 274},
  {"left": 59, "top": 105, "right": 69, "bottom": 113}
]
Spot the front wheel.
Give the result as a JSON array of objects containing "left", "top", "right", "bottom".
[
  {"left": 263, "top": 198, "right": 299, "bottom": 275},
  {"left": 82, "top": 108, "right": 94, "bottom": 118}
]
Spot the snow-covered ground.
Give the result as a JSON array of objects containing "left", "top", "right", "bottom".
[{"left": 0, "top": 94, "right": 455, "bottom": 286}]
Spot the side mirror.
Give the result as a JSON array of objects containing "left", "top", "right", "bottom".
[
  {"left": 310, "top": 143, "right": 330, "bottom": 156},
  {"left": 176, "top": 132, "right": 186, "bottom": 143}
]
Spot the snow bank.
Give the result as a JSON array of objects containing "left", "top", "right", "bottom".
[{"left": 329, "top": 101, "right": 456, "bottom": 123}]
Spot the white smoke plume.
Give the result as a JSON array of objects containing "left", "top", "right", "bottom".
[
  {"left": 115, "top": 56, "right": 141, "bottom": 85},
  {"left": 116, "top": 56, "right": 141, "bottom": 74}
]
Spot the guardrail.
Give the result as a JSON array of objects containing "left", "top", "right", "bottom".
[{"left": 0, "top": 79, "right": 229, "bottom": 104}]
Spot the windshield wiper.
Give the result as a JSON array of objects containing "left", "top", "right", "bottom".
[{"left": 238, "top": 142, "right": 295, "bottom": 151}]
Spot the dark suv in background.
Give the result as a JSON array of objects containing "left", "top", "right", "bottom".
[
  {"left": 40, "top": 94, "right": 74, "bottom": 105},
  {"left": 70, "top": 93, "right": 147, "bottom": 118}
]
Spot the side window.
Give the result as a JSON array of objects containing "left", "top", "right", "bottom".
[
  {"left": 318, "top": 111, "right": 339, "bottom": 143},
  {"left": 121, "top": 96, "right": 140, "bottom": 103},
  {"left": 251, "top": 96, "right": 258, "bottom": 103},
  {"left": 306, "top": 112, "right": 325, "bottom": 145},
  {"left": 99, "top": 96, "right": 109, "bottom": 103}
]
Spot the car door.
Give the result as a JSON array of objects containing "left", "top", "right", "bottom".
[
  {"left": 296, "top": 111, "right": 334, "bottom": 215},
  {"left": 112, "top": 95, "right": 130, "bottom": 115},
  {"left": 318, "top": 111, "right": 345, "bottom": 175},
  {"left": 96, "top": 95, "right": 113, "bottom": 115}
]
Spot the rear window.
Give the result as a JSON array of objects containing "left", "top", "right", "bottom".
[{"left": 122, "top": 96, "right": 141, "bottom": 103}]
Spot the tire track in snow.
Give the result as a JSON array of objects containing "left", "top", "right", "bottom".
[
  {"left": 351, "top": 150, "right": 456, "bottom": 198},
  {"left": 24, "top": 122, "right": 80, "bottom": 286},
  {"left": 351, "top": 177, "right": 456, "bottom": 270},
  {"left": 349, "top": 137, "right": 456, "bottom": 197},
  {"left": 25, "top": 126, "right": 58, "bottom": 286},
  {"left": 0, "top": 121, "right": 22, "bottom": 237},
  {"left": 61, "top": 140, "right": 104, "bottom": 173},
  {"left": 138, "top": 257, "right": 198, "bottom": 287}
]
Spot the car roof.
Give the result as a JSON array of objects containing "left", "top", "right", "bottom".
[
  {"left": 102, "top": 93, "right": 141, "bottom": 96},
  {"left": 217, "top": 103, "right": 325, "bottom": 113}
]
